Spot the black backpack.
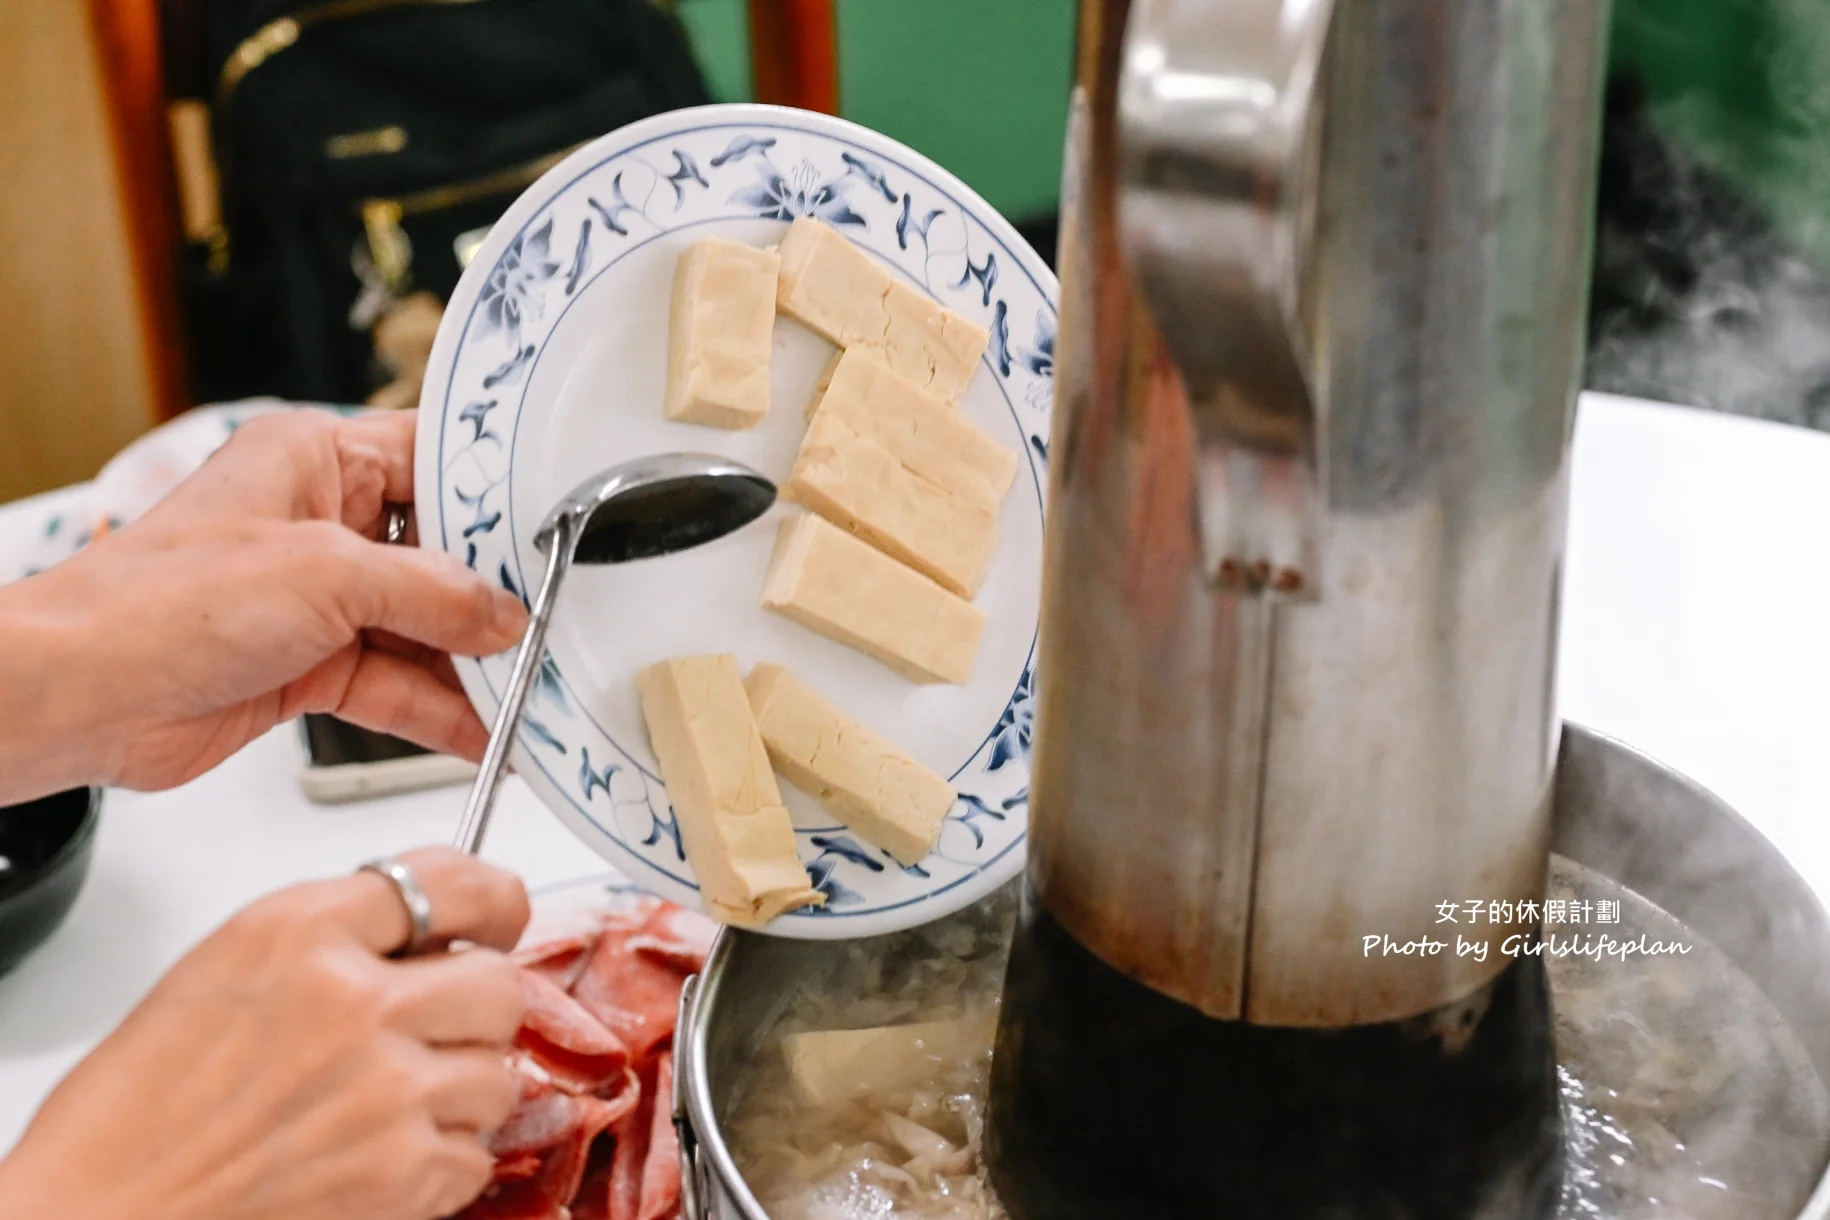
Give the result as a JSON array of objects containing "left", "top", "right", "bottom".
[{"left": 173, "top": 0, "right": 710, "bottom": 405}]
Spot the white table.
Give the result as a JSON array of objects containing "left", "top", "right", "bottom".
[{"left": 3, "top": 391, "right": 1828, "bottom": 1152}]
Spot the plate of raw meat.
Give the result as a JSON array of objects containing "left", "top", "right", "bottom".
[{"left": 455, "top": 876, "right": 717, "bottom": 1220}]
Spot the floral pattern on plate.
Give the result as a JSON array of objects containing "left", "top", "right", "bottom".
[{"left": 420, "top": 106, "right": 1057, "bottom": 937}]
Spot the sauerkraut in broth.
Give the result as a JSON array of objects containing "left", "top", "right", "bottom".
[
  {"left": 726, "top": 887, "right": 1015, "bottom": 1220},
  {"left": 726, "top": 862, "right": 1830, "bottom": 1220}
]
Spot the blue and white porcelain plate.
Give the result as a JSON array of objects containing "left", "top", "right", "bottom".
[{"left": 415, "top": 105, "right": 1056, "bottom": 939}]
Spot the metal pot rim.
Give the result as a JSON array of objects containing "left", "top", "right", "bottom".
[
  {"left": 676, "top": 723, "right": 1830, "bottom": 1220},
  {"left": 680, "top": 933, "right": 769, "bottom": 1220}
]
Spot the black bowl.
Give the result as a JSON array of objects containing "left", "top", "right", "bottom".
[{"left": 0, "top": 787, "right": 101, "bottom": 976}]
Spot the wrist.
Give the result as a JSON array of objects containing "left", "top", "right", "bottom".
[{"left": 0, "top": 563, "right": 118, "bottom": 802}]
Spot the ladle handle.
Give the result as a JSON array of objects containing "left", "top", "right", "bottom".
[{"left": 453, "top": 527, "right": 573, "bottom": 855}]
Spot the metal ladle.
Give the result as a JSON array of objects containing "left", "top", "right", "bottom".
[{"left": 453, "top": 454, "right": 777, "bottom": 855}]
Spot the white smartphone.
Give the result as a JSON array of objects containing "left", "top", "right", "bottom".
[{"left": 296, "top": 715, "right": 475, "bottom": 804}]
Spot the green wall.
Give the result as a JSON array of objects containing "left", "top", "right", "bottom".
[
  {"left": 673, "top": 0, "right": 1077, "bottom": 222},
  {"left": 674, "top": 0, "right": 753, "bottom": 103},
  {"left": 681, "top": 0, "right": 1830, "bottom": 260},
  {"left": 1611, "top": 0, "right": 1830, "bottom": 264}
]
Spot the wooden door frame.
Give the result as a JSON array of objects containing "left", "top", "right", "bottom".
[
  {"left": 748, "top": 0, "right": 838, "bottom": 115},
  {"left": 80, "top": 0, "right": 842, "bottom": 424},
  {"left": 86, "top": 0, "right": 188, "bottom": 422}
]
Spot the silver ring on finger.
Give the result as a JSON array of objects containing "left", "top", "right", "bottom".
[
  {"left": 384, "top": 503, "right": 411, "bottom": 546},
  {"left": 358, "top": 856, "right": 435, "bottom": 956}
]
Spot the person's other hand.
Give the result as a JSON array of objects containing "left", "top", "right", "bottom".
[
  {"left": 0, "top": 849, "right": 530, "bottom": 1220},
  {"left": 0, "top": 409, "right": 526, "bottom": 795}
]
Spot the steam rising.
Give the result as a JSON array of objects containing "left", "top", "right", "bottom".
[{"left": 1587, "top": 71, "right": 1830, "bottom": 429}]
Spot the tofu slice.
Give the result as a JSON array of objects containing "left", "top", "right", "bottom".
[
  {"left": 634, "top": 655, "right": 823, "bottom": 926},
  {"left": 665, "top": 238, "right": 780, "bottom": 429},
  {"left": 775, "top": 217, "right": 988, "bottom": 401},
  {"left": 809, "top": 347, "right": 845, "bottom": 403},
  {"left": 761, "top": 514, "right": 986, "bottom": 685},
  {"left": 781, "top": 1012, "right": 998, "bottom": 1107},
  {"left": 786, "top": 409, "right": 998, "bottom": 598},
  {"left": 808, "top": 347, "right": 1018, "bottom": 509},
  {"left": 745, "top": 662, "right": 954, "bottom": 865}
]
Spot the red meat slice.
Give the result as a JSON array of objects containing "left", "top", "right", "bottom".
[
  {"left": 462, "top": 1094, "right": 625, "bottom": 1220},
  {"left": 626, "top": 906, "right": 717, "bottom": 975},
  {"left": 454, "top": 1186, "right": 563, "bottom": 1220},
  {"left": 605, "top": 1064, "right": 656, "bottom": 1220},
  {"left": 490, "top": 1076, "right": 573, "bottom": 1159},
  {"left": 512, "top": 931, "right": 598, "bottom": 993},
  {"left": 591, "top": 1066, "right": 645, "bottom": 1129},
  {"left": 490, "top": 1071, "right": 641, "bottom": 1160},
  {"left": 568, "top": 1088, "right": 655, "bottom": 1220},
  {"left": 570, "top": 1149, "right": 615, "bottom": 1220},
  {"left": 510, "top": 900, "right": 652, "bottom": 990},
  {"left": 516, "top": 971, "right": 630, "bottom": 1094},
  {"left": 472, "top": 900, "right": 699, "bottom": 1220},
  {"left": 542, "top": 1095, "right": 625, "bottom": 1210},
  {"left": 600, "top": 900, "right": 659, "bottom": 929},
  {"left": 493, "top": 1153, "right": 543, "bottom": 1183},
  {"left": 637, "top": 1052, "right": 682, "bottom": 1220},
  {"left": 572, "top": 927, "right": 688, "bottom": 1062}
]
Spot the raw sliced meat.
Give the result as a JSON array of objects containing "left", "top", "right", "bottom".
[
  {"left": 605, "top": 1061, "right": 657, "bottom": 1220},
  {"left": 567, "top": 1132, "right": 620, "bottom": 1220},
  {"left": 626, "top": 906, "right": 717, "bottom": 975},
  {"left": 512, "top": 902, "right": 652, "bottom": 990},
  {"left": 455, "top": 1186, "right": 563, "bottom": 1220},
  {"left": 601, "top": 900, "right": 659, "bottom": 928},
  {"left": 589, "top": 1066, "right": 645, "bottom": 1130},
  {"left": 489, "top": 1077, "right": 572, "bottom": 1159},
  {"left": 573, "top": 927, "right": 690, "bottom": 1062},
  {"left": 637, "top": 1052, "right": 682, "bottom": 1220},
  {"left": 459, "top": 899, "right": 699, "bottom": 1220},
  {"left": 490, "top": 1073, "right": 640, "bottom": 1160},
  {"left": 512, "top": 931, "right": 594, "bottom": 967},
  {"left": 540, "top": 1095, "right": 625, "bottom": 1212},
  {"left": 516, "top": 971, "right": 630, "bottom": 1094},
  {"left": 512, "top": 932, "right": 597, "bottom": 992},
  {"left": 464, "top": 1094, "right": 624, "bottom": 1220},
  {"left": 492, "top": 1153, "right": 543, "bottom": 1183}
]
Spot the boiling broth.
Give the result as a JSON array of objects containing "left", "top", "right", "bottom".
[
  {"left": 725, "top": 858, "right": 1829, "bottom": 1219},
  {"left": 1547, "top": 859, "right": 1830, "bottom": 1218}
]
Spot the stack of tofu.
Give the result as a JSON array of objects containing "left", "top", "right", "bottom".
[{"left": 641, "top": 218, "right": 1016, "bottom": 927}]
